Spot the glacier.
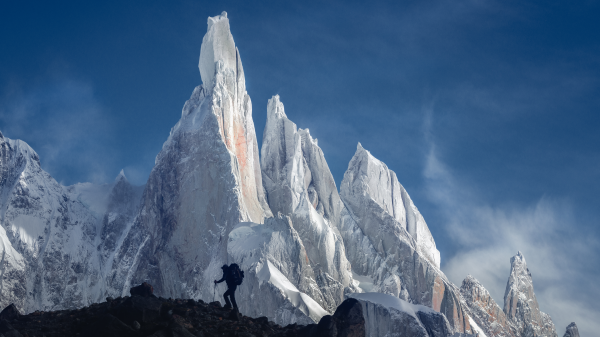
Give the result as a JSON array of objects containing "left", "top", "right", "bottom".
[{"left": 0, "top": 11, "right": 571, "bottom": 337}]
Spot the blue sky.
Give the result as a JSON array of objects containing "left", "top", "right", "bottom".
[{"left": 1, "top": 0, "right": 599, "bottom": 334}]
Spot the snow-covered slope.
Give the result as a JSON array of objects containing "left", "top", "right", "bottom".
[
  {"left": 349, "top": 292, "right": 456, "bottom": 337},
  {"left": 105, "top": 11, "right": 271, "bottom": 301},
  {"left": 227, "top": 217, "right": 328, "bottom": 324},
  {"left": 0, "top": 132, "right": 102, "bottom": 312},
  {"left": 260, "top": 95, "right": 357, "bottom": 312}
]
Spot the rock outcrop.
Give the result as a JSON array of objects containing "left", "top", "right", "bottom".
[
  {"left": 0, "top": 284, "right": 366, "bottom": 337},
  {"left": 503, "top": 252, "right": 557, "bottom": 337},
  {"left": 460, "top": 275, "right": 515, "bottom": 337},
  {"left": 562, "top": 322, "right": 579, "bottom": 337}
]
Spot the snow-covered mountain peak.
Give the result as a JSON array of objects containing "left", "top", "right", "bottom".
[
  {"left": 0, "top": 133, "right": 41, "bottom": 168},
  {"left": 199, "top": 11, "right": 237, "bottom": 87},
  {"left": 510, "top": 251, "right": 525, "bottom": 265},
  {"left": 341, "top": 142, "right": 440, "bottom": 267},
  {"left": 114, "top": 169, "right": 128, "bottom": 183},
  {"left": 266, "top": 95, "right": 287, "bottom": 119}
]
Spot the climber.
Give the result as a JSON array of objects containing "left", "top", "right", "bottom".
[{"left": 214, "top": 263, "right": 244, "bottom": 310}]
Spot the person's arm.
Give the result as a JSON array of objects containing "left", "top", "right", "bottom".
[{"left": 215, "top": 272, "right": 226, "bottom": 284}]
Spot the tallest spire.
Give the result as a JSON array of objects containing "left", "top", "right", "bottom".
[{"left": 198, "top": 11, "right": 237, "bottom": 86}]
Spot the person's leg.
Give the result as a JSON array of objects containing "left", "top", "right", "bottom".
[
  {"left": 223, "top": 288, "right": 232, "bottom": 308},
  {"left": 230, "top": 285, "right": 238, "bottom": 309}
]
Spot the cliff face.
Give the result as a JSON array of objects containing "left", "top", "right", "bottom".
[
  {"left": 0, "top": 132, "right": 103, "bottom": 312},
  {"left": 460, "top": 275, "right": 516, "bottom": 337},
  {"left": 503, "top": 252, "right": 557, "bottom": 337}
]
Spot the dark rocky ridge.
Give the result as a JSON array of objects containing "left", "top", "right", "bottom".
[{"left": 0, "top": 284, "right": 364, "bottom": 337}]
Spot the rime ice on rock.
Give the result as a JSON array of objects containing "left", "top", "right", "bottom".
[
  {"left": 503, "top": 252, "right": 557, "bottom": 337},
  {"left": 199, "top": 12, "right": 237, "bottom": 88},
  {"left": 227, "top": 216, "right": 329, "bottom": 324},
  {"left": 341, "top": 143, "right": 439, "bottom": 268},
  {"left": 260, "top": 95, "right": 357, "bottom": 313},
  {"left": 106, "top": 11, "right": 271, "bottom": 302},
  {"left": 338, "top": 143, "right": 473, "bottom": 333}
]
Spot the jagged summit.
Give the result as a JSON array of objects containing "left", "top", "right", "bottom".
[
  {"left": 563, "top": 322, "right": 579, "bottom": 337},
  {"left": 503, "top": 251, "right": 557, "bottom": 337},
  {"left": 115, "top": 169, "right": 128, "bottom": 183},
  {"left": 199, "top": 11, "right": 239, "bottom": 87},
  {"left": 342, "top": 142, "right": 440, "bottom": 268}
]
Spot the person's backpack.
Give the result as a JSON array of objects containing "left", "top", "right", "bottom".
[{"left": 228, "top": 263, "right": 244, "bottom": 286}]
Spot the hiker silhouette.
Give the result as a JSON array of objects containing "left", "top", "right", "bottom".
[{"left": 214, "top": 263, "right": 244, "bottom": 310}]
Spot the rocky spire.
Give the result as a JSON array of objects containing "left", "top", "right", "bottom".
[
  {"left": 562, "top": 322, "right": 580, "bottom": 337},
  {"left": 260, "top": 95, "right": 355, "bottom": 313},
  {"left": 503, "top": 252, "right": 557, "bottom": 337},
  {"left": 107, "top": 11, "right": 270, "bottom": 301},
  {"left": 338, "top": 143, "right": 472, "bottom": 333},
  {"left": 340, "top": 142, "right": 440, "bottom": 267},
  {"left": 198, "top": 11, "right": 238, "bottom": 88}
]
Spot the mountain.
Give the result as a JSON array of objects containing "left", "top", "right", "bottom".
[
  {"left": 503, "top": 252, "right": 557, "bottom": 337},
  {"left": 562, "top": 323, "right": 579, "bottom": 337},
  {"left": 105, "top": 11, "right": 271, "bottom": 302},
  {"left": 339, "top": 144, "right": 471, "bottom": 333},
  {"left": 0, "top": 11, "right": 570, "bottom": 337},
  {"left": 0, "top": 131, "right": 105, "bottom": 312}
]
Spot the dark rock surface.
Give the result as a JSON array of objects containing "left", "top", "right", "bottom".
[
  {"left": 130, "top": 282, "right": 156, "bottom": 298},
  {"left": 0, "top": 286, "right": 365, "bottom": 337},
  {"left": 563, "top": 322, "right": 580, "bottom": 337}
]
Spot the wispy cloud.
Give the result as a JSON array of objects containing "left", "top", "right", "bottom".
[
  {"left": 0, "top": 78, "right": 115, "bottom": 185},
  {"left": 423, "top": 107, "right": 600, "bottom": 335}
]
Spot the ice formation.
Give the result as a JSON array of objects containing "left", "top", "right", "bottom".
[{"left": 261, "top": 95, "right": 357, "bottom": 312}]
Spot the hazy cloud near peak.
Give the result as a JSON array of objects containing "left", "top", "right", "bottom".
[
  {"left": 0, "top": 78, "right": 116, "bottom": 185},
  {"left": 423, "top": 113, "right": 600, "bottom": 335}
]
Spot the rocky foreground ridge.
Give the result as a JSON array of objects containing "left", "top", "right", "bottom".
[
  {"left": 0, "top": 283, "right": 365, "bottom": 337},
  {"left": 0, "top": 11, "right": 579, "bottom": 337}
]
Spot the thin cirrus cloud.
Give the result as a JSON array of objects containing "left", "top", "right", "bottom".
[
  {"left": 0, "top": 79, "right": 115, "bottom": 185},
  {"left": 422, "top": 114, "right": 600, "bottom": 335}
]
